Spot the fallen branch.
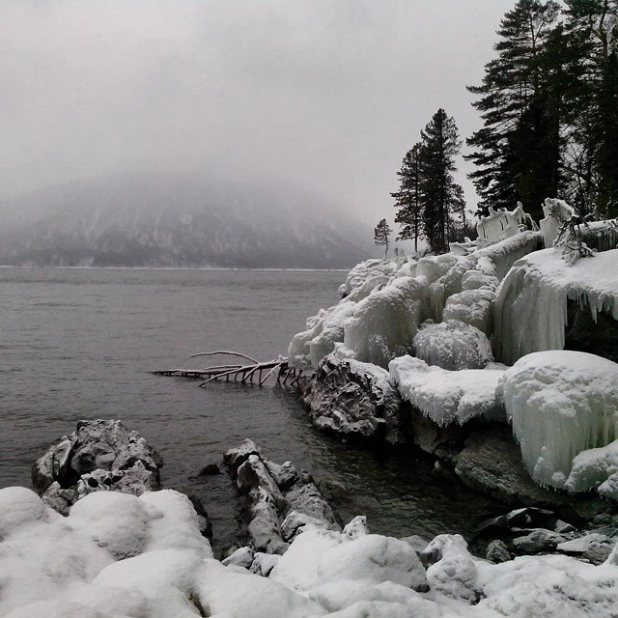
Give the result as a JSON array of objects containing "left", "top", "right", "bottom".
[{"left": 190, "top": 350, "right": 259, "bottom": 364}]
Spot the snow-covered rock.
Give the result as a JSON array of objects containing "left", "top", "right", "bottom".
[
  {"left": 499, "top": 351, "right": 618, "bottom": 490},
  {"left": 390, "top": 356, "right": 505, "bottom": 426},
  {"left": 564, "top": 440, "right": 618, "bottom": 500},
  {"left": 422, "top": 534, "right": 479, "bottom": 603},
  {"left": 413, "top": 320, "right": 494, "bottom": 370},
  {"left": 302, "top": 354, "right": 402, "bottom": 443}
]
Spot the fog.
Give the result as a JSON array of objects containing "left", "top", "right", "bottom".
[{"left": 2, "top": 0, "right": 516, "bottom": 224}]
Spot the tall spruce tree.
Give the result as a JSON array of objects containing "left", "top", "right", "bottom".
[
  {"left": 393, "top": 110, "right": 465, "bottom": 255},
  {"left": 466, "top": 0, "right": 562, "bottom": 220},
  {"left": 391, "top": 143, "right": 423, "bottom": 252},
  {"left": 419, "top": 109, "right": 465, "bottom": 253}
]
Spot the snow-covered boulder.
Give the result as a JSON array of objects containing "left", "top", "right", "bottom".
[
  {"left": 302, "top": 354, "right": 402, "bottom": 443},
  {"left": 494, "top": 248, "right": 618, "bottom": 365},
  {"left": 564, "top": 440, "right": 618, "bottom": 501},
  {"left": 270, "top": 527, "right": 428, "bottom": 594},
  {"left": 413, "top": 320, "right": 494, "bottom": 370},
  {"left": 389, "top": 356, "right": 505, "bottom": 426},
  {"left": 499, "top": 351, "right": 618, "bottom": 490},
  {"left": 421, "top": 534, "right": 479, "bottom": 603}
]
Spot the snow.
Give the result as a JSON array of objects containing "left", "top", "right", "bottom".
[
  {"left": 494, "top": 248, "right": 618, "bottom": 365},
  {"left": 389, "top": 356, "right": 505, "bottom": 426},
  {"left": 564, "top": 440, "right": 618, "bottom": 500},
  {"left": 289, "top": 230, "right": 543, "bottom": 370},
  {"left": 499, "top": 351, "right": 618, "bottom": 490},
  {"left": 3, "top": 484, "right": 618, "bottom": 617},
  {"left": 413, "top": 320, "right": 494, "bottom": 370}
]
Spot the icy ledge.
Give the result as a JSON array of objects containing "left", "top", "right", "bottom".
[{"left": 494, "top": 248, "right": 618, "bottom": 365}]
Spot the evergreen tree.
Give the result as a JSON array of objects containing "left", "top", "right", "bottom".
[
  {"left": 562, "top": 0, "right": 618, "bottom": 217},
  {"left": 418, "top": 109, "right": 465, "bottom": 253},
  {"left": 373, "top": 218, "right": 392, "bottom": 258},
  {"left": 466, "top": 0, "right": 562, "bottom": 220},
  {"left": 391, "top": 143, "right": 423, "bottom": 252}
]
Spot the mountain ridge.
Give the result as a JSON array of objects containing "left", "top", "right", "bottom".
[{"left": 0, "top": 173, "right": 375, "bottom": 269}]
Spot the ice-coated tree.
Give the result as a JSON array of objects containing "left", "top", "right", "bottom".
[
  {"left": 392, "top": 143, "right": 423, "bottom": 253},
  {"left": 466, "top": 0, "right": 562, "bottom": 220},
  {"left": 418, "top": 108, "right": 465, "bottom": 254},
  {"left": 374, "top": 218, "right": 392, "bottom": 258}
]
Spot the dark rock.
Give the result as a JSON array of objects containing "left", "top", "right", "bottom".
[
  {"left": 505, "top": 507, "right": 556, "bottom": 529},
  {"left": 511, "top": 529, "right": 564, "bottom": 554},
  {"left": 407, "top": 407, "right": 466, "bottom": 460},
  {"left": 223, "top": 440, "right": 340, "bottom": 555},
  {"left": 32, "top": 420, "right": 164, "bottom": 513},
  {"left": 198, "top": 463, "right": 221, "bottom": 476},
  {"left": 302, "top": 354, "right": 403, "bottom": 444},
  {"left": 486, "top": 540, "right": 512, "bottom": 563},
  {"left": 223, "top": 439, "right": 262, "bottom": 475},
  {"left": 454, "top": 425, "right": 572, "bottom": 507}
]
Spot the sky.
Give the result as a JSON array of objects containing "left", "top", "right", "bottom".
[{"left": 1, "top": 0, "right": 518, "bottom": 225}]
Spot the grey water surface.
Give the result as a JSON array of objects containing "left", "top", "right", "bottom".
[{"left": 0, "top": 267, "right": 500, "bottom": 553}]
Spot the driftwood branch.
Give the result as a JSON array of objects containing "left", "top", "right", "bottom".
[
  {"left": 154, "top": 350, "right": 302, "bottom": 389},
  {"left": 190, "top": 350, "right": 259, "bottom": 364}
]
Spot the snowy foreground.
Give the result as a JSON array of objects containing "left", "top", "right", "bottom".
[{"left": 3, "top": 485, "right": 618, "bottom": 618}]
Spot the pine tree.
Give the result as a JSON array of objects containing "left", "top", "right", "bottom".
[
  {"left": 391, "top": 143, "right": 423, "bottom": 252},
  {"left": 562, "top": 0, "right": 618, "bottom": 217},
  {"left": 374, "top": 219, "right": 392, "bottom": 258},
  {"left": 466, "top": 0, "right": 562, "bottom": 220},
  {"left": 418, "top": 109, "right": 465, "bottom": 253}
]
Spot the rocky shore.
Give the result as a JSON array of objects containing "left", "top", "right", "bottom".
[{"left": 1, "top": 417, "right": 614, "bottom": 617}]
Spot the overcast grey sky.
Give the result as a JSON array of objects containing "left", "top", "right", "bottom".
[{"left": 2, "top": 0, "right": 517, "bottom": 224}]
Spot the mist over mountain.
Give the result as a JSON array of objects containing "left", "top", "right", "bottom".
[{"left": 0, "top": 173, "right": 375, "bottom": 268}]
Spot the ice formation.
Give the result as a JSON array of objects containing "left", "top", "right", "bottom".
[
  {"left": 413, "top": 320, "right": 494, "bottom": 370},
  {"left": 389, "top": 355, "right": 505, "bottom": 426},
  {"left": 289, "top": 231, "right": 541, "bottom": 370},
  {"left": 499, "top": 351, "right": 618, "bottom": 489},
  {"left": 494, "top": 248, "right": 618, "bottom": 365},
  {"left": 342, "top": 275, "right": 424, "bottom": 367},
  {"left": 476, "top": 202, "right": 536, "bottom": 249}
]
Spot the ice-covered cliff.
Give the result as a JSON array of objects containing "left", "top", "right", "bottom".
[{"left": 290, "top": 209, "right": 618, "bottom": 500}]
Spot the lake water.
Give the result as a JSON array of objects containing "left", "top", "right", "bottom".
[{"left": 0, "top": 267, "right": 501, "bottom": 554}]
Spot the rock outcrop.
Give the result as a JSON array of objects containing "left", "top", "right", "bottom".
[
  {"left": 223, "top": 439, "right": 340, "bottom": 557},
  {"left": 32, "top": 419, "right": 164, "bottom": 514},
  {"left": 302, "top": 354, "right": 402, "bottom": 444}
]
